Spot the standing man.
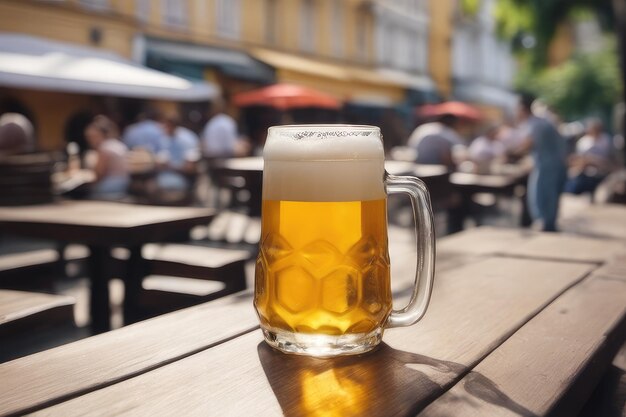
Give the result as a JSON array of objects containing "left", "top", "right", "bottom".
[
  {"left": 515, "top": 94, "right": 567, "bottom": 232},
  {"left": 202, "top": 98, "right": 245, "bottom": 158}
]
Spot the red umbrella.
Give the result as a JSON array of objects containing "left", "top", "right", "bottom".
[
  {"left": 417, "top": 101, "right": 483, "bottom": 121},
  {"left": 232, "top": 83, "right": 341, "bottom": 110}
]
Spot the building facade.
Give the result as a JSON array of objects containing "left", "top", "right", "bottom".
[
  {"left": 0, "top": 0, "right": 519, "bottom": 150},
  {"left": 450, "top": 0, "right": 517, "bottom": 118}
]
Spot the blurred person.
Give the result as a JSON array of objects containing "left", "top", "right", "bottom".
[
  {"left": 84, "top": 115, "right": 129, "bottom": 200},
  {"left": 565, "top": 118, "right": 615, "bottom": 195},
  {"left": 0, "top": 113, "right": 35, "bottom": 155},
  {"left": 468, "top": 124, "right": 506, "bottom": 174},
  {"left": 202, "top": 98, "right": 249, "bottom": 158},
  {"left": 407, "top": 114, "right": 464, "bottom": 169},
  {"left": 155, "top": 114, "right": 200, "bottom": 192},
  {"left": 122, "top": 108, "right": 167, "bottom": 154},
  {"left": 515, "top": 95, "right": 567, "bottom": 232},
  {"left": 498, "top": 118, "right": 525, "bottom": 155}
]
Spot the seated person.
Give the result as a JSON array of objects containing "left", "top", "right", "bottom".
[
  {"left": 0, "top": 113, "right": 35, "bottom": 156},
  {"left": 84, "top": 115, "right": 129, "bottom": 200},
  {"left": 408, "top": 114, "right": 464, "bottom": 169},
  {"left": 155, "top": 114, "right": 200, "bottom": 193},
  {"left": 468, "top": 124, "right": 506, "bottom": 174},
  {"left": 565, "top": 118, "right": 615, "bottom": 195},
  {"left": 123, "top": 109, "right": 167, "bottom": 154}
]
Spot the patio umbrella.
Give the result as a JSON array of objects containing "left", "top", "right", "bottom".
[
  {"left": 232, "top": 83, "right": 341, "bottom": 110},
  {"left": 417, "top": 101, "right": 483, "bottom": 121}
]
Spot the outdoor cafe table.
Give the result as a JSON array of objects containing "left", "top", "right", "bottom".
[
  {"left": 216, "top": 157, "right": 451, "bottom": 215},
  {"left": 1, "top": 227, "right": 625, "bottom": 416},
  {"left": 449, "top": 167, "right": 532, "bottom": 227},
  {"left": 0, "top": 201, "right": 215, "bottom": 333}
]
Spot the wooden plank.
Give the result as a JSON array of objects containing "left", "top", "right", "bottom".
[
  {"left": 0, "top": 294, "right": 258, "bottom": 417},
  {"left": 0, "top": 201, "right": 215, "bottom": 245},
  {"left": 420, "top": 272, "right": 626, "bottom": 417},
  {"left": 560, "top": 204, "right": 626, "bottom": 240},
  {"left": 31, "top": 258, "right": 595, "bottom": 416},
  {"left": 436, "top": 227, "right": 536, "bottom": 257},
  {"left": 593, "top": 251, "right": 626, "bottom": 279},
  {"left": 499, "top": 233, "right": 626, "bottom": 264},
  {"left": 438, "top": 226, "right": 625, "bottom": 264},
  {"left": 0, "top": 290, "right": 74, "bottom": 328}
]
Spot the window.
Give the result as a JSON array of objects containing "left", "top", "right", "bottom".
[
  {"left": 331, "top": 0, "right": 343, "bottom": 57},
  {"left": 378, "top": 23, "right": 390, "bottom": 65},
  {"left": 161, "top": 0, "right": 188, "bottom": 28},
  {"left": 79, "top": 0, "right": 109, "bottom": 11},
  {"left": 299, "top": 0, "right": 316, "bottom": 53},
  {"left": 216, "top": 0, "right": 241, "bottom": 39},
  {"left": 409, "top": 31, "right": 420, "bottom": 71},
  {"left": 265, "top": 0, "right": 279, "bottom": 44},
  {"left": 356, "top": 9, "right": 368, "bottom": 62},
  {"left": 135, "top": 0, "right": 150, "bottom": 22}
]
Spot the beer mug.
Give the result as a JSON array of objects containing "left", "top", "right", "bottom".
[{"left": 254, "top": 125, "right": 435, "bottom": 357}]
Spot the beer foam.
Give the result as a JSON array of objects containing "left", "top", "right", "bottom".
[{"left": 263, "top": 125, "right": 386, "bottom": 201}]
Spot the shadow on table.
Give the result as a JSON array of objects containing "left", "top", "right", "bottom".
[{"left": 258, "top": 342, "right": 537, "bottom": 417}]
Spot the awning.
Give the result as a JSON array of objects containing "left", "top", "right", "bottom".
[
  {"left": 249, "top": 48, "right": 437, "bottom": 105},
  {"left": 453, "top": 79, "right": 518, "bottom": 111},
  {"left": 249, "top": 48, "right": 349, "bottom": 81},
  {"left": 0, "top": 33, "right": 218, "bottom": 101},
  {"left": 146, "top": 38, "right": 275, "bottom": 83}
]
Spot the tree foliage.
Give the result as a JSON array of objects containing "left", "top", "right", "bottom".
[
  {"left": 493, "top": 0, "right": 614, "bottom": 66},
  {"left": 515, "top": 39, "right": 622, "bottom": 121}
]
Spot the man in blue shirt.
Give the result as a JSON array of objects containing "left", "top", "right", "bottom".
[{"left": 515, "top": 95, "right": 567, "bottom": 232}]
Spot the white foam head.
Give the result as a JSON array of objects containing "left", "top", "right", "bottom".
[{"left": 263, "top": 125, "right": 385, "bottom": 202}]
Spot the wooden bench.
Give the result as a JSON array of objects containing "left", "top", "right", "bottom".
[
  {"left": 112, "top": 244, "right": 251, "bottom": 318},
  {"left": 0, "top": 245, "right": 89, "bottom": 290},
  {"left": 0, "top": 289, "right": 76, "bottom": 363}
]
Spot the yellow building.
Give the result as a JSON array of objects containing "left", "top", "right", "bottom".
[
  {"left": 0, "top": 0, "right": 441, "bottom": 150},
  {"left": 428, "top": 0, "right": 454, "bottom": 98}
]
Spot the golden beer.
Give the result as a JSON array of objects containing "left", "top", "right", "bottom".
[
  {"left": 255, "top": 199, "right": 392, "bottom": 336},
  {"left": 255, "top": 125, "right": 436, "bottom": 357}
]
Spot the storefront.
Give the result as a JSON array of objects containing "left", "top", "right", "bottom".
[{"left": 0, "top": 34, "right": 218, "bottom": 150}]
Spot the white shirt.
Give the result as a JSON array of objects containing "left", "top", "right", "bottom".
[
  {"left": 159, "top": 127, "right": 200, "bottom": 169},
  {"left": 99, "top": 138, "right": 128, "bottom": 179},
  {"left": 202, "top": 114, "right": 238, "bottom": 157},
  {"left": 123, "top": 120, "right": 167, "bottom": 154},
  {"left": 469, "top": 136, "right": 506, "bottom": 163},
  {"left": 408, "top": 122, "right": 463, "bottom": 166}
]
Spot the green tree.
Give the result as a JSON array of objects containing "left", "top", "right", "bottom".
[
  {"left": 515, "top": 40, "right": 622, "bottom": 121},
  {"left": 494, "top": 0, "right": 625, "bottom": 131}
]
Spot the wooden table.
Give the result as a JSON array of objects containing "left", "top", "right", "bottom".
[
  {"left": 560, "top": 203, "right": 626, "bottom": 240},
  {"left": 0, "top": 201, "right": 214, "bottom": 333},
  {"left": 1, "top": 227, "right": 625, "bottom": 416},
  {"left": 214, "top": 158, "right": 451, "bottom": 215},
  {"left": 449, "top": 167, "right": 532, "bottom": 230}
]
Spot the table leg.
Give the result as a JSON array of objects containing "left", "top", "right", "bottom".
[
  {"left": 123, "top": 245, "right": 148, "bottom": 326},
  {"left": 447, "top": 192, "right": 470, "bottom": 235},
  {"left": 519, "top": 191, "right": 532, "bottom": 227},
  {"left": 87, "top": 245, "right": 111, "bottom": 334}
]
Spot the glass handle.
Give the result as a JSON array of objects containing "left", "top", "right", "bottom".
[{"left": 384, "top": 173, "right": 436, "bottom": 328}]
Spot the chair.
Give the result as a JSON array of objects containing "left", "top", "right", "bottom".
[{"left": 0, "top": 152, "right": 58, "bottom": 206}]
